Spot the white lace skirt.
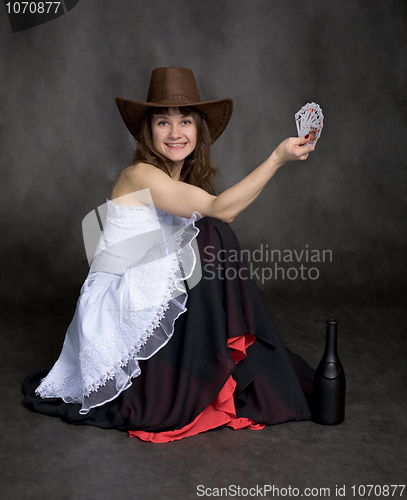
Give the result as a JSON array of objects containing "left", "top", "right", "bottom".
[{"left": 35, "top": 202, "right": 202, "bottom": 414}]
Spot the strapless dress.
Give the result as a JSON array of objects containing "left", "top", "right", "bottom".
[{"left": 22, "top": 200, "right": 314, "bottom": 442}]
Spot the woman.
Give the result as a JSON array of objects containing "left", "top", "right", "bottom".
[{"left": 22, "top": 67, "right": 316, "bottom": 442}]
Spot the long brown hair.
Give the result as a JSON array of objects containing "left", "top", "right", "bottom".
[{"left": 129, "top": 106, "right": 220, "bottom": 196}]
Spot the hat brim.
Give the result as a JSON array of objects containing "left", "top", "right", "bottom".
[{"left": 115, "top": 97, "right": 233, "bottom": 144}]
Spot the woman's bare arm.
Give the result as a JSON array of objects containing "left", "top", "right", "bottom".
[{"left": 116, "top": 135, "right": 315, "bottom": 223}]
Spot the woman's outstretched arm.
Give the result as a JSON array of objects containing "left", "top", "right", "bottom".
[
  {"left": 115, "top": 135, "right": 315, "bottom": 223},
  {"left": 211, "top": 135, "right": 314, "bottom": 223}
]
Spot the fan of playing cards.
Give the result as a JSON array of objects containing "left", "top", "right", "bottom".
[{"left": 295, "top": 102, "right": 324, "bottom": 147}]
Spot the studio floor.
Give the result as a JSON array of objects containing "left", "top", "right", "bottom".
[{"left": 1, "top": 289, "right": 406, "bottom": 500}]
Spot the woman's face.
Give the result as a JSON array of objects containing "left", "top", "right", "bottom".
[{"left": 151, "top": 108, "right": 197, "bottom": 167}]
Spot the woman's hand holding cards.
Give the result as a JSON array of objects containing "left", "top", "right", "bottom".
[
  {"left": 270, "top": 102, "right": 323, "bottom": 167},
  {"left": 271, "top": 135, "right": 316, "bottom": 166},
  {"left": 295, "top": 102, "right": 324, "bottom": 147}
]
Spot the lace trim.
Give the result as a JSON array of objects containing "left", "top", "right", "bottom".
[
  {"left": 106, "top": 200, "right": 159, "bottom": 225},
  {"left": 107, "top": 201, "right": 151, "bottom": 211},
  {"left": 35, "top": 363, "right": 85, "bottom": 405}
]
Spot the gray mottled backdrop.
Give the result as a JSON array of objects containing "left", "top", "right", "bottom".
[{"left": 1, "top": 0, "right": 406, "bottom": 308}]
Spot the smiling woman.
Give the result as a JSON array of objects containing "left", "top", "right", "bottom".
[
  {"left": 151, "top": 109, "right": 197, "bottom": 168},
  {"left": 22, "top": 67, "right": 316, "bottom": 442}
]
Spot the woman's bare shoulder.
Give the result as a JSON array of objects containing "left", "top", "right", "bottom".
[
  {"left": 112, "top": 163, "right": 158, "bottom": 198},
  {"left": 123, "top": 162, "right": 155, "bottom": 178},
  {"left": 120, "top": 163, "right": 156, "bottom": 177}
]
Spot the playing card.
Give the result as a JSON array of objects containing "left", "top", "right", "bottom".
[{"left": 295, "top": 102, "right": 324, "bottom": 147}]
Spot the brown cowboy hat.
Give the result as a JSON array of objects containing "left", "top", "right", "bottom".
[{"left": 115, "top": 67, "right": 233, "bottom": 144}]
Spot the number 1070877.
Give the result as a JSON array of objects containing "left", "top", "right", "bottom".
[
  {"left": 5, "top": 2, "right": 62, "bottom": 15},
  {"left": 350, "top": 485, "right": 405, "bottom": 497}
]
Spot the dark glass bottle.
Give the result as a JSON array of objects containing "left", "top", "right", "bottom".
[{"left": 312, "top": 319, "right": 346, "bottom": 425}]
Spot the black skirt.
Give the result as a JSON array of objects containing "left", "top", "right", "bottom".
[{"left": 22, "top": 217, "right": 314, "bottom": 438}]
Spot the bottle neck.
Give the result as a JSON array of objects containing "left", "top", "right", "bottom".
[{"left": 323, "top": 321, "right": 339, "bottom": 363}]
